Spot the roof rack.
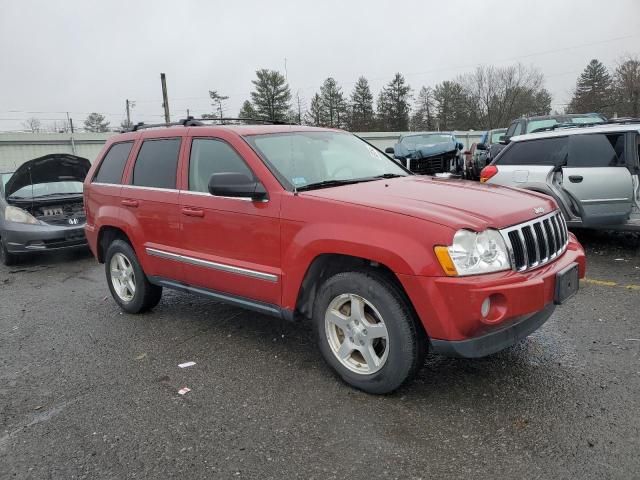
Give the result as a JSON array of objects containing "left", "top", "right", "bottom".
[
  {"left": 604, "top": 117, "right": 640, "bottom": 125},
  {"left": 126, "top": 116, "right": 296, "bottom": 132}
]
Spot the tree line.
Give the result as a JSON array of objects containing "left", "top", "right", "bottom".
[{"left": 18, "top": 56, "right": 640, "bottom": 134}]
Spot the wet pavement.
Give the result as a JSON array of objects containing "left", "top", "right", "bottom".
[{"left": 1, "top": 231, "right": 639, "bottom": 479}]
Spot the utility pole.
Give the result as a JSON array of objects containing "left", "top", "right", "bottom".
[
  {"left": 186, "top": 108, "right": 190, "bottom": 118},
  {"left": 66, "top": 112, "right": 76, "bottom": 155},
  {"left": 126, "top": 99, "right": 131, "bottom": 126},
  {"left": 160, "top": 73, "right": 170, "bottom": 123}
]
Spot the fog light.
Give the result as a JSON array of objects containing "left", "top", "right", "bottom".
[{"left": 481, "top": 297, "right": 491, "bottom": 318}]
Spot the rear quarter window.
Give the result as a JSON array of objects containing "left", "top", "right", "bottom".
[
  {"left": 495, "top": 137, "right": 568, "bottom": 166},
  {"left": 132, "top": 138, "right": 181, "bottom": 189},
  {"left": 93, "top": 142, "right": 133, "bottom": 184}
]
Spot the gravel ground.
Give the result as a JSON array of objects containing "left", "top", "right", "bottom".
[{"left": 0, "top": 230, "right": 639, "bottom": 479}]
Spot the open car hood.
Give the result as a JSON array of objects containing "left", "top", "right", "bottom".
[
  {"left": 394, "top": 140, "right": 457, "bottom": 159},
  {"left": 4, "top": 154, "right": 91, "bottom": 198}
]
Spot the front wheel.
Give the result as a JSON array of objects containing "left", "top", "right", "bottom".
[
  {"left": 0, "top": 237, "right": 19, "bottom": 266},
  {"left": 105, "top": 239, "right": 162, "bottom": 314},
  {"left": 313, "top": 271, "right": 426, "bottom": 394}
]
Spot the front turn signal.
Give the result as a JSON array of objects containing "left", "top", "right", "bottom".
[{"left": 434, "top": 246, "right": 458, "bottom": 276}]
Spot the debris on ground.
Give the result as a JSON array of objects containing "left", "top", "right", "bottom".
[
  {"left": 178, "top": 361, "right": 196, "bottom": 368},
  {"left": 178, "top": 387, "right": 191, "bottom": 395}
]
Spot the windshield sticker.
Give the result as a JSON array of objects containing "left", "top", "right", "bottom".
[
  {"left": 292, "top": 177, "right": 307, "bottom": 186},
  {"left": 366, "top": 145, "right": 382, "bottom": 160}
]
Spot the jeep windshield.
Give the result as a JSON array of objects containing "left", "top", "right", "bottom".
[{"left": 245, "top": 131, "right": 408, "bottom": 191}]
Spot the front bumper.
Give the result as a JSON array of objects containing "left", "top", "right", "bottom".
[
  {"left": 2, "top": 221, "right": 87, "bottom": 253},
  {"left": 398, "top": 234, "right": 586, "bottom": 356}
]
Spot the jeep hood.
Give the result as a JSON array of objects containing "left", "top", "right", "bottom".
[
  {"left": 302, "top": 176, "right": 557, "bottom": 231},
  {"left": 4, "top": 154, "right": 91, "bottom": 198},
  {"left": 394, "top": 140, "right": 457, "bottom": 159}
]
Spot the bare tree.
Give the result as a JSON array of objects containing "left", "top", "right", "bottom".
[
  {"left": 457, "top": 64, "right": 551, "bottom": 129},
  {"left": 613, "top": 56, "right": 640, "bottom": 118},
  {"left": 22, "top": 117, "right": 42, "bottom": 133}
]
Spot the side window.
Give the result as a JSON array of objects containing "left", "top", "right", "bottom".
[
  {"left": 132, "top": 138, "right": 181, "bottom": 189},
  {"left": 495, "top": 137, "right": 568, "bottom": 166},
  {"left": 512, "top": 121, "right": 523, "bottom": 136},
  {"left": 188, "top": 138, "right": 254, "bottom": 193},
  {"left": 568, "top": 134, "right": 625, "bottom": 168},
  {"left": 506, "top": 122, "right": 517, "bottom": 138},
  {"left": 93, "top": 142, "right": 133, "bottom": 184}
]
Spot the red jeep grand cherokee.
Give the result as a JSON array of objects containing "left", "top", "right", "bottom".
[{"left": 84, "top": 122, "right": 585, "bottom": 394}]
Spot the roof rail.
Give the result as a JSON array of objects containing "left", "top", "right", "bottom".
[
  {"left": 183, "top": 116, "right": 297, "bottom": 125},
  {"left": 124, "top": 116, "right": 297, "bottom": 132},
  {"left": 604, "top": 117, "right": 640, "bottom": 125}
]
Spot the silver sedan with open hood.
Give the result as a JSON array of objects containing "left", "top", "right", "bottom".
[{"left": 0, "top": 153, "right": 91, "bottom": 265}]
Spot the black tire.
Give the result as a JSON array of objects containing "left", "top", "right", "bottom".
[
  {"left": 0, "top": 237, "right": 19, "bottom": 266},
  {"left": 313, "top": 270, "right": 426, "bottom": 394},
  {"left": 104, "top": 239, "right": 162, "bottom": 314}
]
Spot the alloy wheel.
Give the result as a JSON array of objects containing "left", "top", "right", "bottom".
[
  {"left": 324, "top": 293, "right": 389, "bottom": 375},
  {"left": 110, "top": 252, "right": 136, "bottom": 302}
]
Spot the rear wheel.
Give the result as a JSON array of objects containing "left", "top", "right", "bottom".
[
  {"left": 105, "top": 239, "right": 162, "bottom": 313},
  {"left": 0, "top": 237, "right": 19, "bottom": 266},
  {"left": 313, "top": 271, "right": 426, "bottom": 394}
]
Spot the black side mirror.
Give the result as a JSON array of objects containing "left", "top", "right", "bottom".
[
  {"left": 385, "top": 147, "right": 395, "bottom": 154},
  {"left": 500, "top": 136, "right": 510, "bottom": 145},
  {"left": 457, "top": 142, "right": 464, "bottom": 151},
  {"left": 208, "top": 172, "right": 267, "bottom": 201},
  {"left": 476, "top": 143, "right": 487, "bottom": 151}
]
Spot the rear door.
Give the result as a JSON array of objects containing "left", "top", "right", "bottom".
[
  {"left": 121, "top": 136, "right": 185, "bottom": 282},
  {"left": 561, "top": 132, "right": 634, "bottom": 226}
]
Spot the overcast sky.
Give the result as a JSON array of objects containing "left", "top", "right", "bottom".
[{"left": 1, "top": 0, "right": 638, "bottom": 131}]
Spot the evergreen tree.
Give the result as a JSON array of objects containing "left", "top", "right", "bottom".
[
  {"left": 410, "top": 86, "right": 436, "bottom": 131},
  {"left": 377, "top": 73, "right": 411, "bottom": 131},
  {"left": 348, "top": 76, "right": 375, "bottom": 131},
  {"left": 568, "top": 59, "right": 614, "bottom": 116},
  {"left": 305, "top": 93, "right": 324, "bottom": 126},
  {"left": 319, "top": 77, "right": 348, "bottom": 128},
  {"left": 238, "top": 100, "right": 257, "bottom": 120},
  {"left": 208, "top": 90, "right": 229, "bottom": 119},
  {"left": 84, "top": 112, "right": 110, "bottom": 132},
  {"left": 249, "top": 69, "right": 291, "bottom": 121}
]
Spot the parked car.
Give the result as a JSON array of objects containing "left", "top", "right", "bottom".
[
  {"left": 1, "top": 154, "right": 91, "bottom": 266},
  {"left": 481, "top": 122, "right": 640, "bottom": 231},
  {"left": 85, "top": 122, "right": 585, "bottom": 394},
  {"left": 471, "top": 128, "right": 507, "bottom": 179},
  {"left": 384, "top": 132, "right": 464, "bottom": 176},
  {"left": 503, "top": 113, "right": 606, "bottom": 143}
]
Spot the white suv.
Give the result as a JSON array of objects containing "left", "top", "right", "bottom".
[{"left": 480, "top": 122, "right": 640, "bottom": 231}]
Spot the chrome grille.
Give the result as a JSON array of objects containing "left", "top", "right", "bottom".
[{"left": 501, "top": 211, "right": 568, "bottom": 272}]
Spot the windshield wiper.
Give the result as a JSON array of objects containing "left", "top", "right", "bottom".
[
  {"left": 296, "top": 178, "right": 371, "bottom": 192},
  {"left": 371, "top": 173, "right": 405, "bottom": 179},
  {"left": 31, "top": 192, "right": 81, "bottom": 199}
]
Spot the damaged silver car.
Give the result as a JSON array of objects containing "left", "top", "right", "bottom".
[{"left": 0, "top": 153, "right": 91, "bottom": 265}]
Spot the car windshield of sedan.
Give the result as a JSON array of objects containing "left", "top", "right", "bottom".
[
  {"left": 401, "top": 134, "right": 453, "bottom": 147},
  {"left": 245, "top": 131, "right": 408, "bottom": 190},
  {"left": 8, "top": 181, "right": 84, "bottom": 199}
]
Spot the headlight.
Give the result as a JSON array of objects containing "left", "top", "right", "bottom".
[
  {"left": 5, "top": 205, "right": 39, "bottom": 224},
  {"left": 435, "top": 229, "right": 511, "bottom": 276}
]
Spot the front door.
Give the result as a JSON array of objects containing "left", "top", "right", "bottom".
[
  {"left": 560, "top": 132, "right": 634, "bottom": 226},
  {"left": 178, "top": 136, "right": 281, "bottom": 306}
]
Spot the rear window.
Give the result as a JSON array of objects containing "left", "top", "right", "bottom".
[
  {"left": 568, "top": 133, "right": 625, "bottom": 167},
  {"left": 93, "top": 142, "right": 133, "bottom": 184},
  {"left": 496, "top": 137, "right": 568, "bottom": 166},
  {"left": 132, "top": 138, "right": 181, "bottom": 189}
]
